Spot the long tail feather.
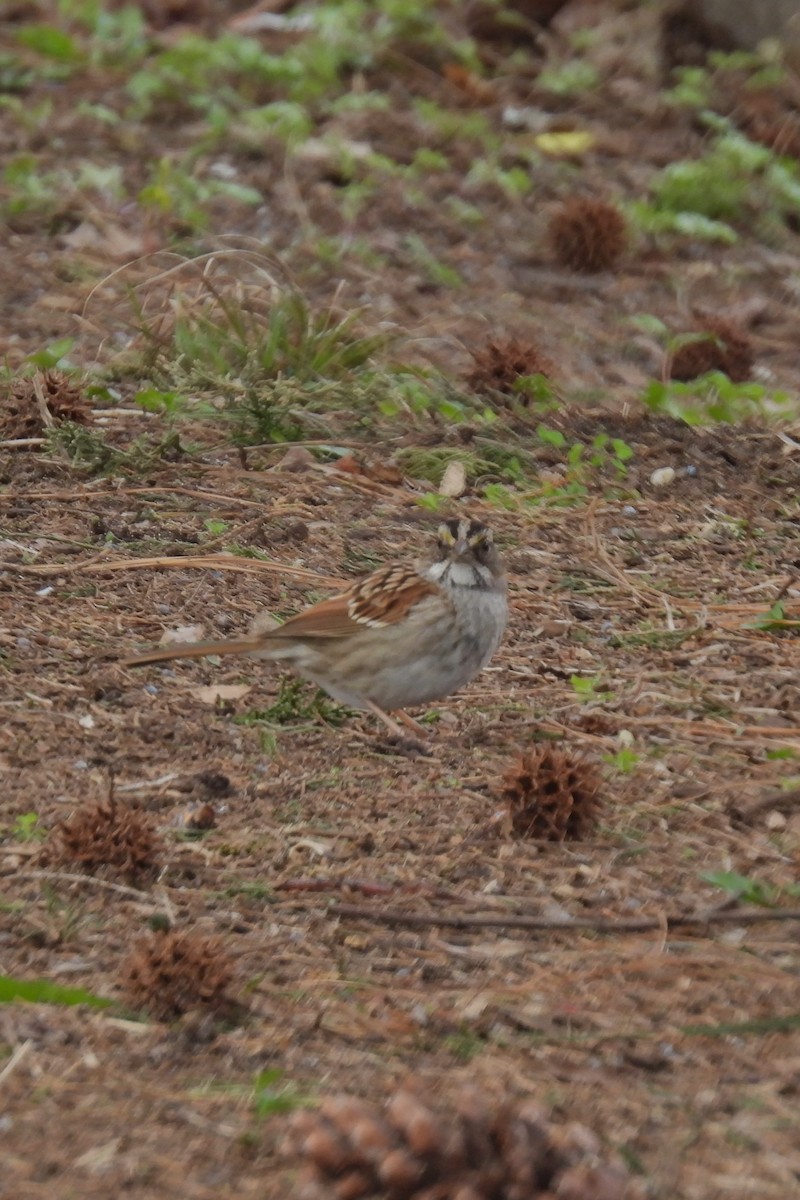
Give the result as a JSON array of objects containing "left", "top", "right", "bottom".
[{"left": 120, "top": 636, "right": 266, "bottom": 668}]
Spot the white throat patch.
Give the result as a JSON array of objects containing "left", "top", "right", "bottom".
[{"left": 428, "top": 559, "right": 486, "bottom": 588}]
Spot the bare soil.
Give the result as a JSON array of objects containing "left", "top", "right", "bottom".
[{"left": 1, "top": 3, "right": 799, "bottom": 1199}]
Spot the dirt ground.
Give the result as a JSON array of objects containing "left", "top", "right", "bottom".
[{"left": 1, "top": 2, "right": 800, "bottom": 1199}]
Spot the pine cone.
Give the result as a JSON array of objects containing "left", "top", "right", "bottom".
[
  {"left": 120, "top": 928, "right": 234, "bottom": 1020},
  {"left": 47, "top": 800, "right": 161, "bottom": 883},
  {"left": 2, "top": 369, "right": 91, "bottom": 441},
  {"left": 500, "top": 747, "right": 602, "bottom": 841},
  {"left": 466, "top": 337, "right": 554, "bottom": 401},
  {"left": 285, "top": 1086, "right": 638, "bottom": 1199},
  {"left": 668, "top": 317, "right": 753, "bottom": 383},
  {"left": 548, "top": 198, "right": 627, "bottom": 273}
]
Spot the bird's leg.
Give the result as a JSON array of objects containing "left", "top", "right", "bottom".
[
  {"left": 394, "top": 709, "right": 430, "bottom": 739},
  {"left": 364, "top": 701, "right": 427, "bottom": 740}
]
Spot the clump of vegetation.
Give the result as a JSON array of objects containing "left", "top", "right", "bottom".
[
  {"left": 668, "top": 318, "right": 753, "bottom": 383},
  {"left": 2, "top": 369, "right": 92, "bottom": 441},
  {"left": 285, "top": 1084, "right": 635, "bottom": 1199},
  {"left": 136, "top": 279, "right": 390, "bottom": 392},
  {"left": 465, "top": 335, "right": 555, "bottom": 404},
  {"left": 632, "top": 119, "right": 800, "bottom": 243},
  {"left": 643, "top": 373, "right": 792, "bottom": 426},
  {"left": 500, "top": 745, "right": 602, "bottom": 841},
  {"left": 120, "top": 928, "right": 235, "bottom": 1020},
  {"left": 548, "top": 197, "right": 628, "bottom": 272},
  {"left": 236, "top": 677, "right": 353, "bottom": 729},
  {"left": 46, "top": 800, "right": 161, "bottom": 883}
]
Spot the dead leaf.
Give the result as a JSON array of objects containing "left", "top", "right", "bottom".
[
  {"left": 442, "top": 63, "right": 495, "bottom": 105},
  {"left": 275, "top": 446, "right": 315, "bottom": 472},
  {"left": 74, "top": 1138, "right": 122, "bottom": 1173},
  {"left": 440, "top": 460, "right": 467, "bottom": 497},
  {"left": 333, "top": 453, "right": 364, "bottom": 475},
  {"left": 174, "top": 803, "right": 217, "bottom": 830},
  {"left": 191, "top": 684, "right": 252, "bottom": 704},
  {"left": 534, "top": 129, "right": 595, "bottom": 157},
  {"left": 159, "top": 624, "right": 205, "bottom": 647}
]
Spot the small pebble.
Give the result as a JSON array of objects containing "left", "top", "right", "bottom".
[
  {"left": 683, "top": 464, "right": 698, "bottom": 477},
  {"left": 650, "top": 466, "right": 676, "bottom": 488},
  {"left": 35, "top": 586, "right": 54, "bottom": 598},
  {"left": 622, "top": 505, "right": 638, "bottom": 516},
  {"left": 144, "top": 683, "right": 159, "bottom": 695}
]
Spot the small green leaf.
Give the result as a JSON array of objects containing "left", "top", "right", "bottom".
[
  {"left": 536, "top": 425, "right": 566, "bottom": 448},
  {"left": 26, "top": 337, "right": 75, "bottom": 369},
  {"left": 0, "top": 976, "right": 112, "bottom": 1008},
  {"left": 135, "top": 388, "right": 181, "bottom": 414},
  {"left": 252, "top": 1068, "right": 310, "bottom": 1117},
  {"left": 628, "top": 313, "right": 669, "bottom": 337},
  {"left": 701, "top": 870, "right": 775, "bottom": 907},
  {"left": 17, "top": 25, "right": 80, "bottom": 62}
]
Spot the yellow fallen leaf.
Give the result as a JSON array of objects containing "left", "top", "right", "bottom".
[{"left": 534, "top": 130, "right": 595, "bottom": 157}]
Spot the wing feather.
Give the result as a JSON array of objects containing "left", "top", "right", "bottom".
[{"left": 270, "top": 564, "right": 442, "bottom": 639}]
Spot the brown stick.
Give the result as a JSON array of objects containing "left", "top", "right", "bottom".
[
  {"left": 330, "top": 903, "right": 800, "bottom": 934},
  {"left": 0, "top": 553, "right": 339, "bottom": 584}
]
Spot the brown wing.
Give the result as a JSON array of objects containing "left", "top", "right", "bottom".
[{"left": 270, "top": 563, "right": 442, "bottom": 639}]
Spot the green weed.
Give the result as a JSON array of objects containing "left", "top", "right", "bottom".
[
  {"left": 744, "top": 601, "right": 799, "bottom": 633},
  {"left": 252, "top": 1068, "right": 313, "bottom": 1118},
  {"left": 141, "top": 285, "right": 390, "bottom": 392},
  {"left": 602, "top": 749, "right": 640, "bottom": 774},
  {"left": 138, "top": 157, "right": 260, "bottom": 234},
  {"left": 633, "top": 120, "right": 800, "bottom": 243},
  {"left": 643, "top": 373, "right": 794, "bottom": 425},
  {"left": 45, "top": 422, "right": 187, "bottom": 476},
  {"left": 235, "top": 677, "right": 353, "bottom": 728},
  {"left": 701, "top": 870, "right": 778, "bottom": 906},
  {"left": 537, "top": 59, "right": 599, "bottom": 96},
  {"left": 0, "top": 975, "right": 112, "bottom": 1008},
  {"left": 11, "top": 813, "right": 45, "bottom": 843},
  {"left": 570, "top": 674, "right": 613, "bottom": 703}
]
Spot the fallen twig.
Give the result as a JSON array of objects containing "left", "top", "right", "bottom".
[
  {"left": 0, "top": 1040, "right": 33, "bottom": 1086},
  {"left": 277, "top": 877, "right": 459, "bottom": 900},
  {"left": 0, "top": 553, "right": 339, "bottom": 584},
  {"left": 14, "top": 870, "right": 163, "bottom": 906},
  {"left": 330, "top": 902, "right": 800, "bottom": 934}
]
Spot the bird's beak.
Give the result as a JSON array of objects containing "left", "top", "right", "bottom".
[{"left": 453, "top": 538, "right": 470, "bottom": 558}]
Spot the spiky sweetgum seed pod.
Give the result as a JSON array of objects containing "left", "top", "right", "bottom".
[
  {"left": 548, "top": 197, "right": 627, "bottom": 273},
  {"left": 669, "top": 318, "right": 753, "bottom": 383},
  {"left": 501, "top": 746, "right": 602, "bottom": 841},
  {"left": 3, "top": 369, "right": 92, "bottom": 440},
  {"left": 121, "top": 929, "right": 234, "bottom": 1019},
  {"left": 466, "top": 335, "right": 554, "bottom": 400},
  {"left": 50, "top": 801, "right": 161, "bottom": 883}
]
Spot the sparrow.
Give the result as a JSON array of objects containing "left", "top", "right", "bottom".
[{"left": 121, "top": 517, "right": 507, "bottom": 737}]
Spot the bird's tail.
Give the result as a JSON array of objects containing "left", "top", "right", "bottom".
[{"left": 120, "top": 636, "right": 265, "bottom": 668}]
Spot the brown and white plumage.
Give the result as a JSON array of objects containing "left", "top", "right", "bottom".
[{"left": 121, "top": 518, "right": 507, "bottom": 735}]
